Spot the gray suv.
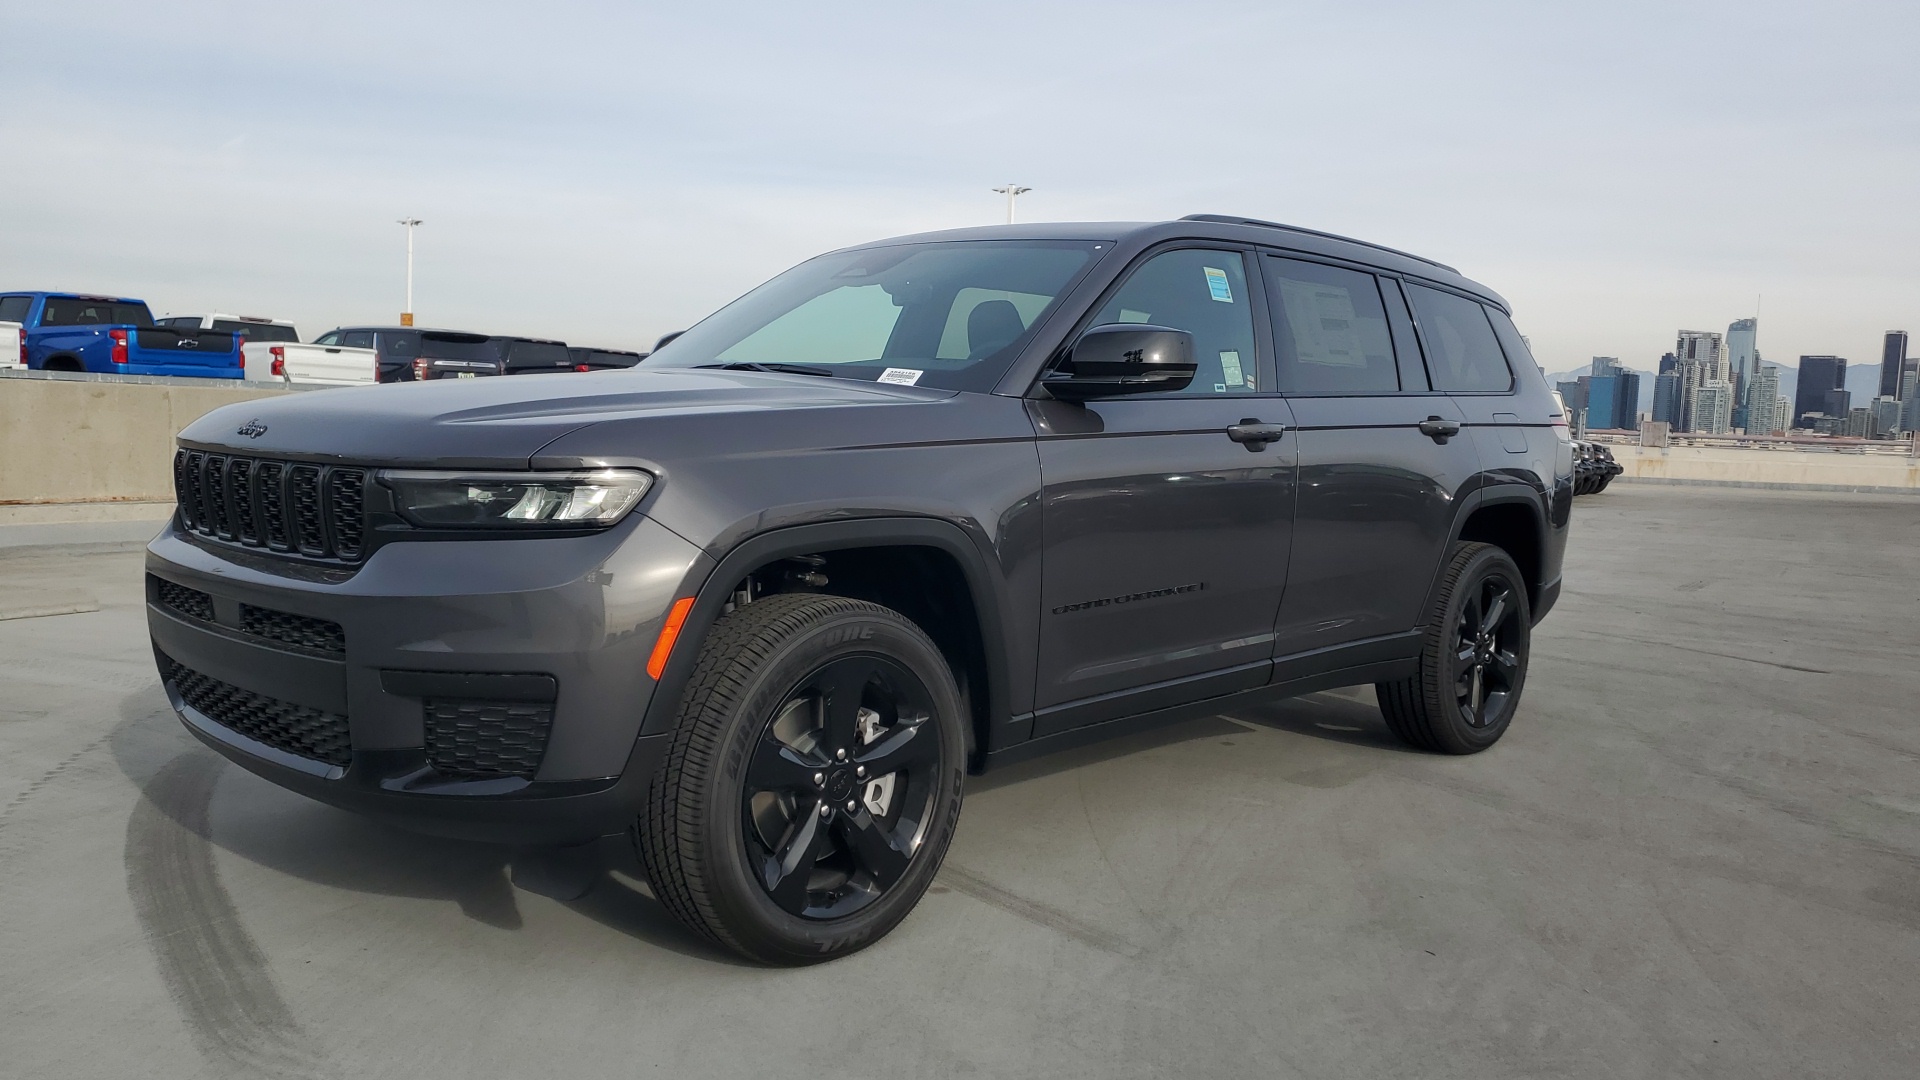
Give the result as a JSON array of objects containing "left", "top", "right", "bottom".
[{"left": 147, "top": 216, "right": 1572, "bottom": 963}]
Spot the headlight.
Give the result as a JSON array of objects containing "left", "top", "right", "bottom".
[{"left": 379, "top": 468, "right": 654, "bottom": 528}]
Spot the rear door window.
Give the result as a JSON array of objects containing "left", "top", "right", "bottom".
[
  {"left": 0, "top": 296, "right": 30, "bottom": 322},
  {"left": 1264, "top": 257, "right": 1398, "bottom": 394},
  {"left": 341, "top": 330, "right": 375, "bottom": 349},
  {"left": 1407, "top": 284, "right": 1513, "bottom": 392}
]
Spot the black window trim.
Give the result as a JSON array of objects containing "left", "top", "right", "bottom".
[{"left": 1035, "top": 239, "right": 1277, "bottom": 402}]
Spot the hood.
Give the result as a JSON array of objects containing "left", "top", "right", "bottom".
[{"left": 176, "top": 368, "right": 956, "bottom": 467}]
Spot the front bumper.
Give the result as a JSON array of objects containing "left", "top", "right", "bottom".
[{"left": 145, "top": 512, "right": 711, "bottom": 844}]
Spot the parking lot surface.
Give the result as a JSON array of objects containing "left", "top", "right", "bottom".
[{"left": 2, "top": 485, "right": 1917, "bottom": 1079}]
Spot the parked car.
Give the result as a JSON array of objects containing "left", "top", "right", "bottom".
[
  {"left": 148, "top": 214, "right": 1572, "bottom": 964},
  {"left": 495, "top": 336, "right": 574, "bottom": 375},
  {"left": 291, "top": 327, "right": 501, "bottom": 384},
  {"left": 1, "top": 292, "right": 242, "bottom": 378},
  {"left": 568, "top": 347, "right": 649, "bottom": 371},
  {"left": 158, "top": 314, "right": 302, "bottom": 384},
  {"left": 1573, "top": 440, "right": 1622, "bottom": 494}
]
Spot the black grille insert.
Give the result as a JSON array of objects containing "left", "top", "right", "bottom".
[
  {"left": 172, "top": 450, "right": 367, "bottom": 563},
  {"left": 161, "top": 653, "right": 351, "bottom": 768},
  {"left": 240, "top": 605, "right": 346, "bottom": 654},
  {"left": 424, "top": 700, "right": 553, "bottom": 780},
  {"left": 154, "top": 578, "right": 214, "bottom": 622}
]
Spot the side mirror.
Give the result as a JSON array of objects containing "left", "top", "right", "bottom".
[
  {"left": 654, "top": 330, "right": 685, "bottom": 351},
  {"left": 1042, "top": 323, "right": 1196, "bottom": 400}
]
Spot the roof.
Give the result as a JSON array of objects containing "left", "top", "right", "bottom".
[{"left": 839, "top": 215, "right": 1506, "bottom": 310}]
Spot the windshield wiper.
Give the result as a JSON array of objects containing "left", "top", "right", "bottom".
[{"left": 697, "top": 362, "right": 838, "bottom": 378}]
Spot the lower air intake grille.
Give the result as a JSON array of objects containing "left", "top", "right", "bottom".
[
  {"left": 161, "top": 654, "right": 351, "bottom": 768},
  {"left": 154, "top": 578, "right": 214, "bottom": 622},
  {"left": 240, "top": 605, "right": 346, "bottom": 654},
  {"left": 424, "top": 700, "right": 553, "bottom": 780}
]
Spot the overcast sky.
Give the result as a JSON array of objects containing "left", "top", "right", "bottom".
[{"left": 4, "top": 0, "right": 1916, "bottom": 375}]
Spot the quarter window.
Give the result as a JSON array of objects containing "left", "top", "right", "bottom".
[
  {"left": 1089, "top": 249, "right": 1258, "bottom": 396},
  {"left": 1265, "top": 258, "right": 1397, "bottom": 394},
  {"left": 1407, "top": 284, "right": 1513, "bottom": 392}
]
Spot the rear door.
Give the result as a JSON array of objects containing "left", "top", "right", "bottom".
[
  {"left": 1030, "top": 245, "right": 1297, "bottom": 735},
  {"left": 1266, "top": 256, "right": 1483, "bottom": 668}
]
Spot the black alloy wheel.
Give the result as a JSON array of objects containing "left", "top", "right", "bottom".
[
  {"left": 741, "top": 655, "right": 942, "bottom": 920},
  {"left": 638, "top": 592, "right": 966, "bottom": 964},
  {"left": 1451, "top": 572, "right": 1522, "bottom": 729},
  {"left": 1376, "top": 542, "right": 1531, "bottom": 754}
]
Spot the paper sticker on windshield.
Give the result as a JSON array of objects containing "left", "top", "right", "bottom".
[
  {"left": 1204, "top": 266, "right": 1234, "bottom": 303},
  {"left": 1219, "top": 350, "right": 1244, "bottom": 387},
  {"left": 878, "top": 367, "right": 924, "bottom": 386}
]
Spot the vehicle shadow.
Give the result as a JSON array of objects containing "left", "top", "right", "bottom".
[{"left": 110, "top": 690, "right": 745, "bottom": 967}]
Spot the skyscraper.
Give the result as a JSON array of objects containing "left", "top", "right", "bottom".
[
  {"left": 1794, "top": 355, "right": 1847, "bottom": 428},
  {"left": 1587, "top": 376, "right": 1620, "bottom": 431},
  {"left": 1881, "top": 331, "right": 1909, "bottom": 400},
  {"left": 1727, "top": 318, "right": 1758, "bottom": 424},
  {"left": 1591, "top": 356, "right": 1623, "bottom": 380},
  {"left": 1871, "top": 396, "right": 1902, "bottom": 437},
  {"left": 1652, "top": 373, "right": 1682, "bottom": 425},
  {"left": 1690, "top": 382, "right": 1734, "bottom": 434},
  {"left": 1745, "top": 365, "right": 1783, "bottom": 434},
  {"left": 1676, "top": 330, "right": 1724, "bottom": 372}
]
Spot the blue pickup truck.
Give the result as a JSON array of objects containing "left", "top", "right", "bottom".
[{"left": 0, "top": 292, "right": 243, "bottom": 378}]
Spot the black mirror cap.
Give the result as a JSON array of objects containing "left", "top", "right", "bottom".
[{"left": 1044, "top": 323, "right": 1197, "bottom": 400}]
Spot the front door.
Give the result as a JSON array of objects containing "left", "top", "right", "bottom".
[
  {"left": 1030, "top": 247, "right": 1297, "bottom": 736},
  {"left": 1263, "top": 256, "right": 1484, "bottom": 665}
]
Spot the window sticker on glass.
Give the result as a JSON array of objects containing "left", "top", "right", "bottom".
[
  {"left": 1278, "top": 281, "right": 1366, "bottom": 368},
  {"left": 1117, "top": 308, "right": 1152, "bottom": 324},
  {"left": 877, "top": 367, "right": 924, "bottom": 386},
  {"left": 1203, "top": 267, "right": 1234, "bottom": 303},
  {"left": 1219, "top": 350, "right": 1244, "bottom": 387}
]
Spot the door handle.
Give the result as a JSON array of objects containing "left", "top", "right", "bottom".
[
  {"left": 1418, "top": 416, "right": 1462, "bottom": 444},
  {"left": 1226, "top": 418, "right": 1286, "bottom": 451}
]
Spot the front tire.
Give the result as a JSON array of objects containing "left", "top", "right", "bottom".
[
  {"left": 1376, "top": 542, "right": 1531, "bottom": 755},
  {"left": 636, "top": 593, "right": 966, "bottom": 964}
]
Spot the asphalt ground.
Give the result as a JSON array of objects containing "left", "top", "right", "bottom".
[{"left": 1, "top": 485, "right": 1916, "bottom": 1079}]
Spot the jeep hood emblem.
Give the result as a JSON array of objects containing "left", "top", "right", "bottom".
[{"left": 236, "top": 418, "right": 269, "bottom": 439}]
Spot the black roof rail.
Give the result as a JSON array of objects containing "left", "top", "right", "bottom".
[{"left": 1179, "top": 214, "right": 1458, "bottom": 273}]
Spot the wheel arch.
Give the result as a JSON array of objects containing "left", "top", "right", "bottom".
[
  {"left": 41, "top": 353, "right": 85, "bottom": 372},
  {"left": 1443, "top": 485, "right": 1548, "bottom": 618},
  {"left": 637, "top": 517, "right": 1013, "bottom": 771}
]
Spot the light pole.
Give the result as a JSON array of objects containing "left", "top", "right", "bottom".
[
  {"left": 397, "top": 218, "right": 422, "bottom": 326},
  {"left": 991, "top": 185, "right": 1031, "bottom": 224}
]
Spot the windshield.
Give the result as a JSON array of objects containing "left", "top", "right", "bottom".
[{"left": 644, "top": 240, "right": 1104, "bottom": 392}]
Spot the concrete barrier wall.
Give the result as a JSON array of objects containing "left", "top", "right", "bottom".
[
  {"left": 1610, "top": 442, "right": 1920, "bottom": 493},
  {"left": 1, "top": 376, "right": 291, "bottom": 520}
]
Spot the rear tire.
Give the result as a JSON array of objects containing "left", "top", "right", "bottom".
[
  {"left": 43, "top": 356, "right": 83, "bottom": 372},
  {"left": 636, "top": 593, "right": 966, "bottom": 965},
  {"left": 1376, "top": 543, "right": 1530, "bottom": 755}
]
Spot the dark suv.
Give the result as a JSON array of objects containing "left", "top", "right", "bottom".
[{"left": 147, "top": 216, "right": 1571, "bottom": 964}]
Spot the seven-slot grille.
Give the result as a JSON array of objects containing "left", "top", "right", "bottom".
[
  {"left": 174, "top": 449, "right": 367, "bottom": 561},
  {"left": 160, "top": 653, "right": 352, "bottom": 768}
]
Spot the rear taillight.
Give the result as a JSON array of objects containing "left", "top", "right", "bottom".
[
  {"left": 574, "top": 364, "right": 591, "bottom": 372},
  {"left": 269, "top": 345, "right": 286, "bottom": 377},
  {"left": 413, "top": 357, "right": 430, "bottom": 381},
  {"left": 109, "top": 328, "right": 128, "bottom": 364}
]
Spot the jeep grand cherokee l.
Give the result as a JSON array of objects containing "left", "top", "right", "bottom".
[{"left": 147, "top": 215, "right": 1572, "bottom": 964}]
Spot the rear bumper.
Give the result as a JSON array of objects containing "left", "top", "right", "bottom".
[{"left": 145, "top": 514, "right": 712, "bottom": 843}]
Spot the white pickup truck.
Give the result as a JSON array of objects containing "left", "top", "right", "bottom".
[
  {"left": 158, "top": 314, "right": 377, "bottom": 385},
  {"left": 1, "top": 321, "right": 23, "bottom": 370}
]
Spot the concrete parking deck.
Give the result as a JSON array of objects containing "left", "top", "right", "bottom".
[{"left": 2, "top": 486, "right": 1916, "bottom": 1079}]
